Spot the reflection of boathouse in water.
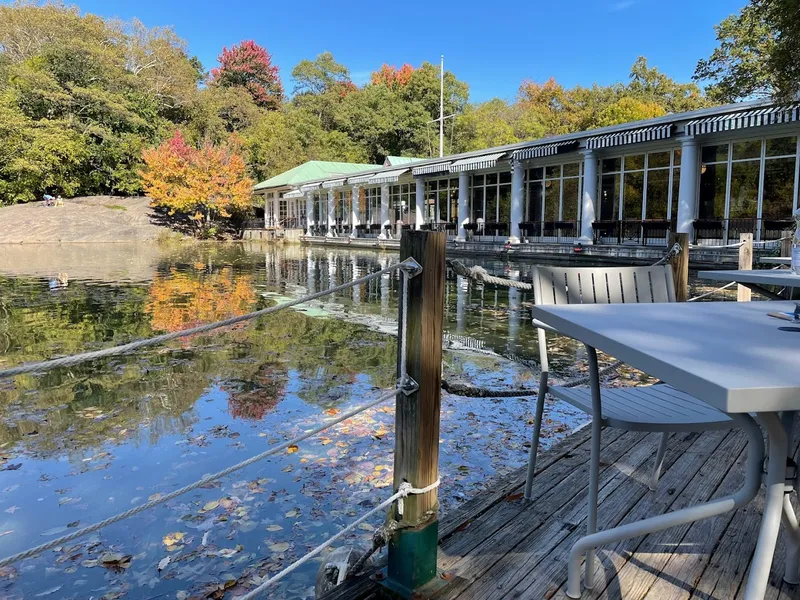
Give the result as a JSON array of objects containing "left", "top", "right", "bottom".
[{"left": 252, "top": 99, "right": 800, "bottom": 253}]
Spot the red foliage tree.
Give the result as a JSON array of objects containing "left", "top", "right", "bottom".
[
  {"left": 371, "top": 63, "right": 415, "bottom": 89},
  {"left": 210, "top": 40, "right": 284, "bottom": 109}
]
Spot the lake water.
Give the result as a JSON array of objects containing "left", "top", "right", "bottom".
[{"left": 0, "top": 241, "right": 708, "bottom": 599}]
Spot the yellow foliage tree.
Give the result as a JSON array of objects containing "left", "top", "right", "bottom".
[{"left": 141, "top": 131, "right": 254, "bottom": 230}]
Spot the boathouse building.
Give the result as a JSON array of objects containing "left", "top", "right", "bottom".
[{"left": 252, "top": 99, "right": 800, "bottom": 247}]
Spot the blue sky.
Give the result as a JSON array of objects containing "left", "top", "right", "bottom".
[{"left": 73, "top": 0, "right": 746, "bottom": 102}]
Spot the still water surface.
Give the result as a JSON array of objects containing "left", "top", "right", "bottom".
[{"left": 0, "top": 242, "right": 594, "bottom": 599}]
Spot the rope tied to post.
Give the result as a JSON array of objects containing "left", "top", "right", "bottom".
[
  {"left": 447, "top": 259, "right": 534, "bottom": 290},
  {"left": 235, "top": 479, "right": 441, "bottom": 599}
]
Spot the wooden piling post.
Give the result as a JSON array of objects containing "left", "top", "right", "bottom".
[
  {"left": 669, "top": 232, "right": 689, "bottom": 302},
  {"left": 782, "top": 230, "right": 793, "bottom": 257},
  {"left": 738, "top": 233, "right": 753, "bottom": 302},
  {"left": 387, "top": 230, "right": 445, "bottom": 597}
]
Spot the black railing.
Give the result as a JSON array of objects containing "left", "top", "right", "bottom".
[
  {"left": 693, "top": 218, "right": 793, "bottom": 244},
  {"left": 592, "top": 219, "right": 675, "bottom": 246}
]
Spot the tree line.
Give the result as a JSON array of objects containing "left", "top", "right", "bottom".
[{"left": 0, "top": 0, "right": 795, "bottom": 212}]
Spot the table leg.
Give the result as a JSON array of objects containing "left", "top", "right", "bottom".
[
  {"left": 565, "top": 413, "right": 765, "bottom": 599},
  {"left": 744, "top": 413, "right": 789, "bottom": 599}
]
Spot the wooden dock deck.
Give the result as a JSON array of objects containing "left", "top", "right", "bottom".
[{"left": 326, "top": 423, "right": 800, "bottom": 600}]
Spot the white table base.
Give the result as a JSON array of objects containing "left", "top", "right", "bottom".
[{"left": 566, "top": 409, "right": 800, "bottom": 600}]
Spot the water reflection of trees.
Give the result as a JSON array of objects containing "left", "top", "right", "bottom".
[
  {"left": 146, "top": 267, "right": 257, "bottom": 333},
  {"left": 0, "top": 262, "right": 396, "bottom": 459}
]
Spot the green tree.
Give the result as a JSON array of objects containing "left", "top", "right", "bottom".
[
  {"left": 291, "top": 51, "right": 351, "bottom": 95},
  {"left": 694, "top": 2, "right": 784, "bottom": 101}
]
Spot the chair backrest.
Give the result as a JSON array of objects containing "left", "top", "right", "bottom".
[
  {"left": 532, "top": 265, "right": 676, "bottom": 307},
  {"left": 531, "top": 265, "right": 676, "bottom": 372}
]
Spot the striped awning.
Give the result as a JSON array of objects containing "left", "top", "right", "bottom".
[
  {"left": 685, "top": 105, "right": 800, "bottom": 136},
  {"left": 347, "top": 173, "right": 374, "bottom": 185},
  {"left": 322, "top": 178, "right": 346, "bottom": 189},
  {"left": 512, "top": 141, "right": 578, "bottom": 161},
  {"left": 300, "top": 182, "right": 321, "bottom": 193},
  {"left": 283, "top": 189, "right": 303, "bottom": 199},
  {"left": 368, "top": 168, "right": 409, "bottom": 184},
  {"left": 449, "top": 152, "right": 507, "bottom": 172},
  {"left": 586, "top": 124, "right": 673, "bottom": 149},
  {"left": 412, "top": 161, "right": 451, "bottom": 176}
]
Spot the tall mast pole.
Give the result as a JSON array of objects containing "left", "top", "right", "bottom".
[{"left": 439, "top": 55, "right": 444, "bottom": 158}]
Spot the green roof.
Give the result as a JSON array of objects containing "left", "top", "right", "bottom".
[
  {"left": 384, "top": 156, "right": 426, "bottom": 166},
  {"left": 253, "top": 161, "right": 381, "bottom": 191}
]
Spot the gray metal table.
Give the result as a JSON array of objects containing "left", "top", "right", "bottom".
[
  {"left": 760, "top": 257, "right": 791, "bottom": 266},
  {"left": 699, "top": 268, "right": 800, "bottom": 300},
  {"left": 531, "top": 301, "right": 800, "bottom": 600}
]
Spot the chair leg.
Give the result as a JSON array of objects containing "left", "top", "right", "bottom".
[
  {"left": 650, "top": 432, "right": 669, "bottom": 491},
  {"left": 524, "top": 373, "right": 548, "bottom": 501},
  {"left": 585, "top": 347, "right": 602, "bottom": 590}
]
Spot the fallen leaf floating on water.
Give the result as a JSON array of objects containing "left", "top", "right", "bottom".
[
  {"left": 200, "top": 500, "right": 220, "bottom": 512},
  {"left": 162, "top": 531, "right": 185, "bottom": 547},
  {"left": 218, "top": 544, "right": 243, "bottom": 558},
  {"left": 157, "top": 556, "right": 171, "bottom": 572},
  {"left": 99, "top": 552, "right": 132, "bottom": 570},
  {"left": 286, "top": 444, "right": 299, "bottom": 454},
  {"left": 265, "top": 524, "right": 283, "bottom": 532},
  {"left": 269, "top": 542, "right": 290, "bottom": 553}
]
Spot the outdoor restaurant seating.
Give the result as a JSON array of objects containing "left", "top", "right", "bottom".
[{"left": 525, "top": 264, "right": 736, "bottom": 586}]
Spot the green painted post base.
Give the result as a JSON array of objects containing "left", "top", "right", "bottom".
[{"left": 381, "top": 519, "right": 441, "bottom": 598}]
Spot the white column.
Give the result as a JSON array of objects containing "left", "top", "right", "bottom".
[
  {"left": 676, "top": 136, "right": 699, "bottom": 238},
  {"left": 509, "top": 160, "right": 524, "bottom": 244},
  {"left": 306, "top": 253, "right": 315, "bottom": 294},
  {"left": 351, "top": 257, "right": 361, "bottom": 304},
  {"left": 456, "top": 170, "right": 469, "bottom": 242},
  {"left": 305, "top": 192, "right": 314, "bottom": 236},
  {"left": 456, "top": 275, "right": 467, "bottom": 334},
  {"left": 508, "top": 269, "right": 521, "bottom": 353},
  {"left": 579, "top": 150, "right": 597, "bottom": 244},
  {"left": 415, "top": 177, "right": 425, "bottom": 230},
  {"left": 328, "top": 252, "right": 336, "bottom": 290},
  {"left": 263, "top": 195, "right": 269, "bottom": 228},
  {"left": 378, "top": 184, "right": 390, "bottom": 239},
  {"left": 350, "top": 186, "right": 360, "bottom": 238},
  {"left": 326, "top": 188, "right": 336, "bottom": 237}
]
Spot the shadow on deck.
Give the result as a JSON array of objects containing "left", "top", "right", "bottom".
[{"left": 324, "top": 423, "right": 800, "bottom": 600}]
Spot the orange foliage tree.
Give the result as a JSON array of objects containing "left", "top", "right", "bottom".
[
  {"left": 141, "top": 131, "right": 254, "bottom": 230},
  {"left": 371, "top": 63, "right": 415, "bottom": 89}
]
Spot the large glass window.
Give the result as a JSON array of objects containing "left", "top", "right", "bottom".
[
  {"left": 699, "top": 136, "right": 798, "bottom": 230},
  {"left": 425, "top": 178, "right": 458, "bottom": 224},
  {"left": 390, "top": 184, "right": 414, "bottom": 224},
  {"left": 524, "top": 162, "right": 581, "bottom": 224},
  {"left": 470, "top": 171, "right": 512, "bottom": 225}
]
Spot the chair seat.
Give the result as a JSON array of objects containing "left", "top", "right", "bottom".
[{"left": 548, "top": 384, "right": 734, "bottom": 432}]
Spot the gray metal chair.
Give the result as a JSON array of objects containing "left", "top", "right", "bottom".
[{"left": 525, "top": 265, "right": 735, "bottom": 591}]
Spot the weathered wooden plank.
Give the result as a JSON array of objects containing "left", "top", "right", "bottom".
[
  {"left": 444, "top": 431, "right": 701, "bottom": 600},
  {"left": 495, "top": 430, "right": 719, "bottom": 600},
  {"left": 581, "top": 428, "right": 743, "bottom": 600},
  {"left": 439, "top": 428, "right": 626, "bottom": 562},
  {"left": 436, "top": 429, "right": 645, "bottom": 587},
  {"left": 438, "top": 423, "right": 596, "bottom": 539},
  {"left": 639, "top": 438, "right": 749, "bottom": 600}
]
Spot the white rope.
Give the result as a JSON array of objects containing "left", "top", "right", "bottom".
[
  {"left": 237, "top": 479, "right": 440, "bottom": 599},
  {"left": 0, "top": 389, "right": 399, "bottom": 568},
  {"left": 689, "top": 241, "right": 746, "bottom": 250},
  {"left": 0, "top": 260, "right": 418, "bottom": 379}
]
